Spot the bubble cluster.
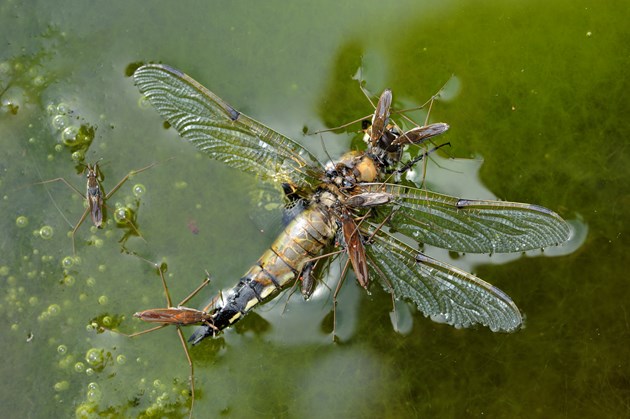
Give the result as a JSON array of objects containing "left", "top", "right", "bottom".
[
  {"left": 86, "top": 382, "right": 102, "bottom": 402},
  {"left": 51, "top": 114, "right": 69, "bottom": 130},
  {"left": 46, "top": 100, "right": 96, "bottom": 160}
]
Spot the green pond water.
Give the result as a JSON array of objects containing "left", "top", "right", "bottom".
[{"left": 0, "top": 0, "right": 628, "bottom": 418}]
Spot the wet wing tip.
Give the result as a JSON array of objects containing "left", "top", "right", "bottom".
[{"left": 133, "top": 63, "right": 187, "bottom": 86}]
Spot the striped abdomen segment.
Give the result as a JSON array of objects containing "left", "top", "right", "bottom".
[{"left": 189, "top": 204, "right": 336, "bottom": 344}]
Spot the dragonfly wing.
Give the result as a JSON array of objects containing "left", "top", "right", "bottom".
[
  {"left": 361, "top": 183, "right": 571, "bottom": 253},
  {"left": 364, "top": 224, "right": 522, "bottom": 332},
  {"left": 134, "top": 64, "right": 322, "bottom": 190}
]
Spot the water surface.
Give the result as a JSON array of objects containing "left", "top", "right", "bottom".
[{"left": 0, "top": 0, "right": 627, "bottom": 417}]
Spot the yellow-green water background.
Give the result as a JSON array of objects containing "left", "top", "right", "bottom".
[{"left": 1, "top": 0, "right": 628, "bottom": 417}]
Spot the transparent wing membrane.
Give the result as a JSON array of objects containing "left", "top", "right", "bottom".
[
  {"left": 134, "top": 64, "right": 322, "bottom": 190},
  {"left": 362, "top": 183, "right": 571, "bottom": 254},
  {"left": 365, "top": 225, "right": 523, "bottom": 332}
]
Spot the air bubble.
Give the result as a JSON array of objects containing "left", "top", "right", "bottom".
[
  {"left": 74, "top": 362, "right": 85, "bottom": 373},
  {"left": 51, "top": 114, "right": 69, "bottom": 130},
  {"left": 32, "top": 75, "right": 45, "bottom": 87},
  {"left": 75, "top": 404, "right": 92, "bottom": 418},
  {"left": 54, "top": 381, "right": 69, "bottom": 392},
  {"left": 85, "top": 348, "right": 104, "bottom": 366},
  {"left": 114, "top": 207, "right": 132, "bottom": 224},
  {"left": 71, "top": 150, "right": 84, "bottom": 162},
  {"left": 39, "top": 225, "right": 54, "bottom": 239},
  {"left": 61, "top": 256, "right": 74, "bottom": 268},
  {"left": 57, "top": 102, "right": 71, "bottom": 114},
  {"left": 15, "top": 215, "right": 28, "bottom": 228},
  {"left": 132, "top": 183, "right": 146, "bottom": 197},
  {"left": 61, "top": 126, "right": 80, "bottom": 145},
  {"left": 47, "top": 304, "right": 60, "bottom": 316},
  {"left": 86, "top": 382, "right": 102, "bottom": 402}
]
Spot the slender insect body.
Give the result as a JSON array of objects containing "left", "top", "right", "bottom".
[
  {"left": 84, "top": 163, "right": 104, "bottom": 227},
  {"left": 134, "top": 307, "right": 213, "bottom": 325}
]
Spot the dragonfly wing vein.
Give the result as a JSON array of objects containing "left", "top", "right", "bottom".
[
  {"left": 362, "top": 183, "right": 571, "bottom": 253},
  {"left": 364, "top": 224, "right": 522, "bottom": 332},
  {"left": 134, "top": 64, "right": 322, "bottom": 189}
]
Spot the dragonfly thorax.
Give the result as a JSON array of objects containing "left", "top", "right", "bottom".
[
  {"left": 315, "top": 189, "right": 339, "bottom": 209},
  {"left": 327, "top": 151, "right": 380, "bottom": 189}
]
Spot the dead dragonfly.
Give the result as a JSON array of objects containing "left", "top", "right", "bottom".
[
  {"left": 35, "top": 161, "right": 157, "bottom": 254},
  {"left": 106, "top": 259, "right": 218, "bottom": 419},
  {"left": 134, "top": 64, "right": 571, "bottom": 344}
]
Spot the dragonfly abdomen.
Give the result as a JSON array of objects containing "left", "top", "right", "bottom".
[{"left": 190, "top": 203, "right": 337, "bottom": 343}]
